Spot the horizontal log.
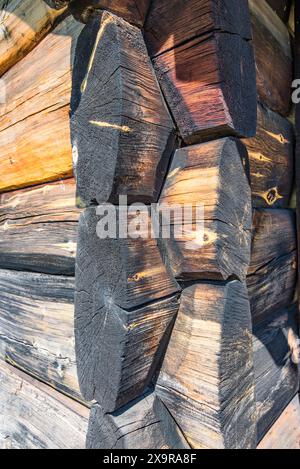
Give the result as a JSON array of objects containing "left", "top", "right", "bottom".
[
  {"left": 0, "top": 179, "right": 80, "bottom": 275},
  {"left": 0, "top": 16, "right": 83, "bottom": 193},
  {"left": 247, "top": 209, "right": 297, "bottom": 324},
  {"left": 87, "top": 392, "right": 190, "bottom": 449},
  {"left": 258, "top": 395, "right": 300, "bottom": 449},
  {"left": 266, "top": 0, "right": 292, "bottom": 22},
  {"left": 0, "top": 0, "right": 65, "bottom": 77},
  {"left": 145, "top": 1, "right": 256, "bottom": 143},
  {"left": 243, "top": 104, "right": 294, "bottom": 208},
  {"left": 157, "top": 281, "right": 257, "bottom": 449},
  {"left": 253, "top": 305, "right": 299, "bottom": 442},
  {"left": 75, "top": 207, "right": 180, "bottom": 409},
  {"left": 71, "top": 12, "right": 175, "bottom": 206},
  {"left": 0, "top": 362, "right": 89, "bottom": 449},
  {"left": 250, "top": 0, "right": 292, "bottom": 116},
  {"left": 159, "top": 138, "right": 252, "bottom": 281},
  {"left": 0, "top": 269, "right": 83, "bottom": 402}
]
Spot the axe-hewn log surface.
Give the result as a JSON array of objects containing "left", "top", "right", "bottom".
[
  {"left": 0, "top": 179, "right": 79, "bottom": 275},
  {"left": 159, "top": 138, "right": 252, "bottom": 281},
  {"left": 75, "top": 207, "right": 180, "bottom": 410},
  {"left": 144, "top": 0, "right": 257, "bottom": 143},
  {"left": 258, "top": 396, "right": 300, "bottom": 449},
  {"left": 243, "top": 104, "right": 294, "bottom": 208},
  {"left": 0, "top": 362, "right": 89, "bottom": 449},
  {"left": 253, "top": 305, "right": 299, "bottom": 442},
  {"left": 266, "top": 0, "right": 291, "bottom": 22},
  {"left": 247, "top": 209, "right": 297, "bottom": 324},
  {"left": 0, "top": 0, "right": 65, "bottom": 77},
  {"left": 87, "top": 392, "right": 190, "bottom": 449},
  {"left": 71, "top": 11, "right": 175, "bottom": 206},
  {"left": 250, "top": 0, "right": 292, "bottom": 116},
  {"left": 0, "top": 269, "right": 83, "bottom": 402},
  {"left": 157, "top": 282, "right": 257, "bottom": 449},
  {"left": 0, "top": 16, "right": 83, "bottom": 193}
]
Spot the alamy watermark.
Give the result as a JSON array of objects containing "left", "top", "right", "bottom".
[
  {"left": 0, "top": 79, "right": 6, "bottom": 104},
  {"left": 292, "top": 79, "right": 300, "bottom": 104}
]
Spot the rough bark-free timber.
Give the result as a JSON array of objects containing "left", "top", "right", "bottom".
[
  {"left": 247, "top": 209, "right": 297, "bottom": 324},
  {"left": 145, "top": 0, "right": 256, "bottom": 143},
  {"left": 75, "top": 207, "right": 180, "bottom": 410},
  {"left": 0, "top": 16, "right": 83, "bottom": 193},
  {"left": 0, "top": 179, "right": 79, "bottom": 275},
  {"left": 266, "top": 0, "right": 291, "bottom": 22},
  {"left": 87, "top": 392, "right": 190, "bottom": 449},
  {"left": 157, "top": 281, "right": 257, "bottom": 449},
  {"left": 0, "top": 269, "right": 82, "bottom": 401},
  {"left": 0, "top": 0, "right": 65, "bottom": 77},
  {"left": 258, "top": 396, "right": 300, "bottom": 449},
  {"left": 71, "top": 11, "right": 175, "bottom": 206},
  {"left": 159, "top": 138, "right": 252, "bottom": 281},
  {"left": 250, "top": 0, "right": 292, "bottom": 116},
  {"left": 0, "top": 362, "right": 89, "bottom": 449},
  {"left": 243, "top": 104, "right": 294, "bottom": 208},
  {"left": 253, "top": 305, "right": 299, "bottom": 442}
]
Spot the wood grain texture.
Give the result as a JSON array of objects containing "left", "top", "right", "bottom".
[
  {"left": 243, "top": 104, "right": 294, "bottom": 208},
  {"left": 0, "top": 269, "right": 82, "bottom": 402},
  {"left": 0, "top": 179, "right": 79, "bottom": 275},
  {"left": 87, "top": 392, "right": 190, "bottom": 449},
  {"left": 71, "top": 11, "right": 175, "bottom": 206},
  {"left": 250, "top": 0, "right": 292, "bottom": 116},
  {"left": 253, "top": 305, "right": 299, "bottom": 442},
  {"left": 147, "top": 2, "right": 256, "bottom": 143},
  {"left": 258, "top": 396, "right": 300, "bottom": 449},
  {"left": 75, "top": 207, "right": 180, "bottom": 410},
  {"left": 0, "top": 16, "right": 83, "bottom": 193},
  {"left": 0, "top": 362, "right": 89, "bottom": 449},
  {"left": 157, "top": 281, "right": 257, "bottom": 449},
  {"left": 159, "top": 138, "right": 252, "bottom": 281},
  {"left": 266, "top": 0, "right": 292, "bottom": 22},
  {"left": 0, "top": 0, "right": 65, "bottom": 77},
  {"left": 247, "top": 209, "right": 297, "bottom": 324}
]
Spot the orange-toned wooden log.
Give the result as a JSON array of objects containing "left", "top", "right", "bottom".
[{"left": 0, "top": 16, "right": 83, "bottom": 193}]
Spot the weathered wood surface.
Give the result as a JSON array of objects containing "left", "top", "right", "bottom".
[
  {"left": 296, "top": 0, "right": 300, "bottom": 304},
  {"left": 0, "top": 179, "right": 79, "bottom": 275},
  {"left": 0, "top": 16, "right": 83, "bottom": 193},
  {"left": 253, "top": 305, "right": 299, "bottom": 442},
  {"left": 0, "top": 0, "right": 65, "bottom": 77},
  {"left": 247, "top": 209, "right": 297, "bottom": 324},
  {"left": 243, "top": 104, "right": 294, "bottom": 208},
  {"left": 159, "top": 138, "right": 252, "bottom": 281},
  {"left": 258, "top": 396, "right": 300, "bottom": 449},
  {"left": 250, "top": 0, "right": 292, "bottom": 116},
  {"left": 0, "top": 269, "right": 83, "bottom": 402},
  {"left": 44, "top": 0, "right": 69, "bottom": 8},
  {"left": 266, "top": 0, "right": 291, "bottom": 22},
  {"left": 75, "top": 207, "right": 180, "bottom": 410},
  {"left": 157, "top": 281, "right": 257, "bottom": 449},
  {"left": 145, "top": 0, "right": 256, "bottom": 143},
  {"left": 87, "top": 392, "right": 190, "bottom": 449},
  {"left": 0, "top": 362, "right": 89, "bottom": 449},
  {"left": 71, "top": 12, "right": 175, "bottom": 206}
]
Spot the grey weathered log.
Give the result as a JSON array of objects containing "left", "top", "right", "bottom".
[
  {"left": 87, "top": 391, "right": 190, "bottom": 449},
  {"left": 75, "top": 207, "right": 180, "bottom": 411},
  {"left": 157, "top": 281, "right": 257, "bottom": 449},
  {"left": 43, "top": 0, "right": 70, "bottom": 9},
  {"left": 71, "top": 11, "right": 175, "bottom": 206}
]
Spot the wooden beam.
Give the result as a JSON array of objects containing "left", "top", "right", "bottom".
[
  {"left": 71, "top": 11, "right": 175, "bottom": 206},
  {"left": 87, "top": 392, "right": 190, "bottom": 449},
  {"left": 249, "top": 0, "right": 292, "bottom": 116},
  {"left": 258, "top": 395, "right": 300, "bottom": 449},
  {"left": 247, "top": 209, "right": 297, "bottom": 324},
  {"left": 0, "top": 362, "right": 89, "bottom": 449},
  {"left": 144, "top": 0, "right": 257, "bottom": 143},
  {"left": 75, "top": 207, "right": 180, "bottom": 410},
  {"left": 157, "top": 281, "right": 257, "bottom": 449},
  {"left": 266, "top": 0, "right": 292, "bottom": 23},
  {"left": 0, "top": 269, "right": 83, "bottom": 402},
  {"left": 0, "top": 179, "right": 80, "bottom": 275},
  {"left": 253, "top": 305, "right": 299, "bottom": 442},
  {"left": 0, "top": 16, "right": 83, "bottom": 193},
  {"left": 243, "top": 103, "right": 294, "bottom": 209},
  {"left": 159, "top": 138, "right": 252, "bottom": 281}
]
